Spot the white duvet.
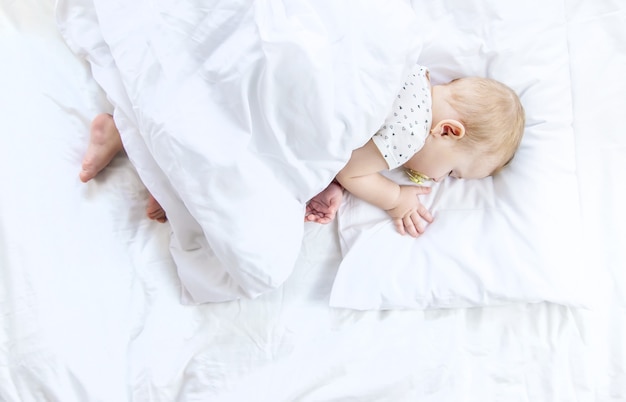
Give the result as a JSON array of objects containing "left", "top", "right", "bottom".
[{"left": 57, "top": 0, "right": 423, "bottom": 303}]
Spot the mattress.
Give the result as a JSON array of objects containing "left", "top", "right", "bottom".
[{"left": 1, "top": 0, "right": 625, "bottom": 400}]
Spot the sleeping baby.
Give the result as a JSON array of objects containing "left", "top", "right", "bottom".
[
  {"left": 305, "top": 64, "right": 525, "bottom": 237},
  {"left": 80, "top": 64, "right": 524, "bottom": 238}
]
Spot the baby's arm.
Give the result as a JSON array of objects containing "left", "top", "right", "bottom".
[{"left": 336, "top": 140, "right": 433, "bottom": 237}]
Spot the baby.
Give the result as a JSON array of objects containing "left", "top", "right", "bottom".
[
  {"left": 305, "top": 64, "right": 525, "bottom": 237},
  {"left": 80, "top": 65, "right": 524, "bottom": 237}
]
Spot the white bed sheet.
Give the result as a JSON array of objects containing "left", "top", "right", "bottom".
[{"left": 1, "top": 0, "right": 625, "bottom": 401}]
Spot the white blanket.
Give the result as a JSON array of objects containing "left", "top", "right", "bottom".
[{"left": 56, "top": 0, "right": 422, "bottom": 303}]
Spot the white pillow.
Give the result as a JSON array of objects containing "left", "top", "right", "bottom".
[{"left": 330, "top": 0, "right": 590, "bottom": 309}]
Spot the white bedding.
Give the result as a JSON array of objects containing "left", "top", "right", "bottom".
[
  {"left": 1, "top": 0, "right": 625, "bottom": 401},
  {"left": 55, "top": 0, "right": 426, "bottom": 303}
]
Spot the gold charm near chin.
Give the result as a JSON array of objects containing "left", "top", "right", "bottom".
[{"left": 405, "top": 168, "right": 433, "bottom": 184}]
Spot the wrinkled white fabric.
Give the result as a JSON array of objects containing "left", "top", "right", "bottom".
[{"left": 56, "top": 0, "right": 422, "bottom": 302}]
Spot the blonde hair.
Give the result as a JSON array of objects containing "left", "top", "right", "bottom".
[{"left": 446, "top": 77, "right": 525, "bottom": 174}]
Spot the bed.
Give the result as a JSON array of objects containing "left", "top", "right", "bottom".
[{"left": 1, "top": 0, "right": 625, "bottom": 400}]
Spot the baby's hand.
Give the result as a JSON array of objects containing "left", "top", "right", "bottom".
[
  {"left": 305, "top": 181, "right": 344, "bottom": 224},
  {"left": 386, "top": 185, "right": 433, "bottom": 237}
]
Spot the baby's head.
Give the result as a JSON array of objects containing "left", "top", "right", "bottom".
[
  {"left": 445, "top": 76, "right": 525, "bottom": 173},
  {"left": 415, "top": 76, "right": 525, "bottom": 181}
]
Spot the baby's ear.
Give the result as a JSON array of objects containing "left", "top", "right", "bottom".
[{"left": 435, "top": 119, "right": 465, "bottom": 139}]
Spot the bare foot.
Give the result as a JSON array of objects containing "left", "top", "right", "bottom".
[
  {"left": 305, "top": 181, "right": 344, "bottom": 224},
  {"left": 146, "top": 194, "right": 167, "bottom": 223},
  {"left": 79, "top": 113, "right": 124, "bottom": 182}
]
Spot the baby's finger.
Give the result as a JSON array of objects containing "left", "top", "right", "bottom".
[
  {"left": 393, "top": 218, "right": 406, "bottom": 236},
  {"left": 403, "top": 215, "right": 419, "bottom": 238},
  {"left": 416, "top": 203, "right": 433, "bottom": 223},
  {"left": 411, "top": 185, "right": 432, "bottom": 195},
  {"left": 304, "top": 213, "right": 317, "bottom": 222},
  {"left": 411, "top": 213, "right": 425, "bottom": 234}
]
